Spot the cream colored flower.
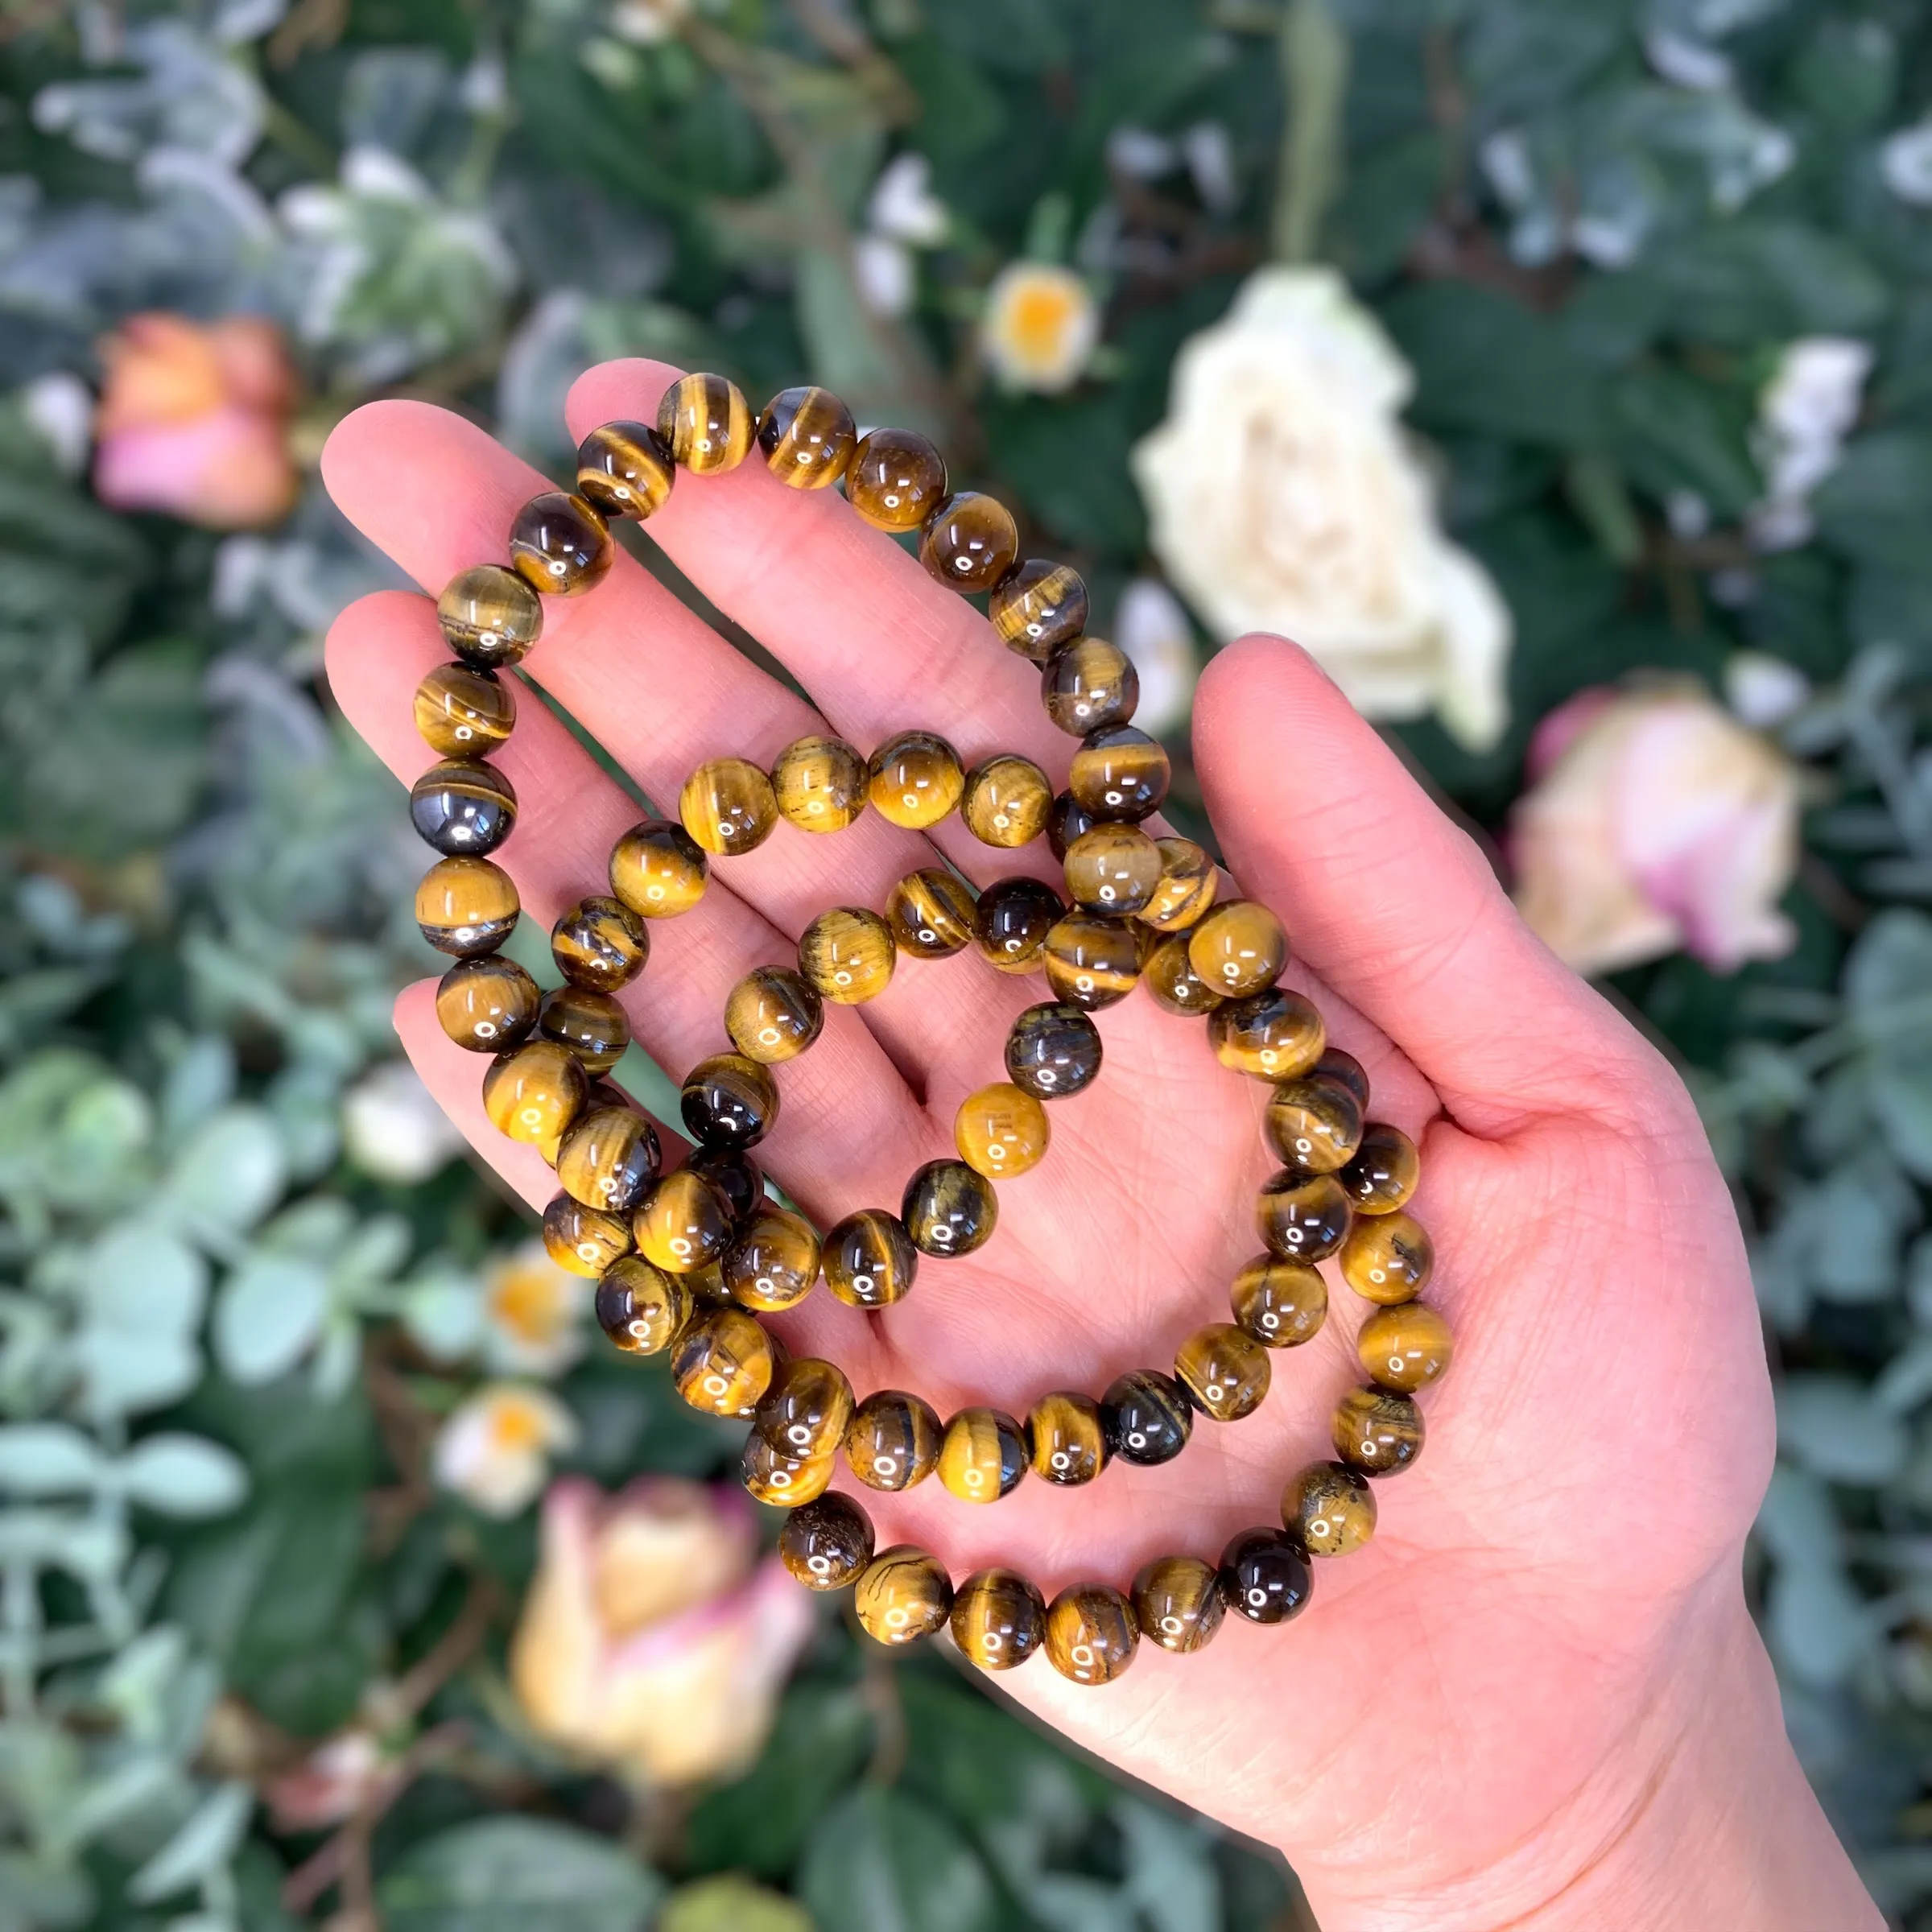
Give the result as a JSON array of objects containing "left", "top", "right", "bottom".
[
  {"left": 981, "top": 262, "right": 1100, "bottom": 394},
  {"left": 433, "top": 1384, "right": 577, "bottom": 1517},
  {"left": 1132, "top": 266, "right": 1511, "bottom": 750},
  {"left": 482, "top": 1239, "right": 586, "bottom": 1377},
  {"left": 511, "top": 1478, "right": 814, "bottom": 1786},
  {"left": 341, "top": 1060, "right": 464, "bottom": 1184}
]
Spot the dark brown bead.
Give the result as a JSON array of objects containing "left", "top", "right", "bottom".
[
  {"left": 974, "top": 875, "right": 1064, "bottom": 974},
  {"left": 542, "top": 1192, "right": 632, "bottom": 1277},
  {"left": 413, "top": 663, "right": 514, "bottom": 759},
  {"left": 1068, "top": 725, "right": 1169, "bottom": 821},
  {"left": 680, "top": 756, "right": 778, "bottom": 857},
  {"left": 1188, "top": 899, "right": 1287, "bottom": 998},
  {"left": 758, "top": 385, "right": 857, "bottom": 489},
  {"left": 846, "top": 427, "right": 947, "bottom": 531},
  {"left": 436, "top": 955, "right": 539, "bottom": 1052},
  {"left": 576, "top": 419, "right": 675, "bottom": 521},
  {"left": 1063, "top": 824, "right": 1162, "bottom": 915},
  {"left": 556, "top": 1104, "right": 662, "bottom": 1213},
  {"left": 609, "top": 817, "right": 709, "bottom": 919},
  {"left": 1210, "top": 987, "right": 1324, "bottom": 1080},
  {"left": 770, "top": 734, "right": 867, "bottom": 833},
  {"left": 855, "top": 1545, "right": 953, "bottom": 1645},
  {"left": 755, "top": 1355, "right": 856, "bottom": 1459},
  {"left": 823, "top": 1208, "right": 918, "bottom": 1308},
  {"left": 724, "top": 966, "right": 824, "bottom": 1064},
  {"left": 961, "top": 754, "right": 1053, "bottom": 848},
  {"left": 723, "top": 1204, "right": 821, "bottom": 1312},
  {"left": 867, "top": 730, "right": 964, "bottom": 829},
  {"left": 799, "top": 906, "right": 896, "bottom": 1004},
  {"left": 680, "top": 1052, "right": 779, "bottom": 1150},
  {"left": 1026, "top": 1391, "right": 1107, "bottom": 1485},
  {"left": 537, "top": 984, "right": 629, "bottom": 1075},
  {"left": 778, "top": 1491, "right": 874, "bottom": 1589},
  {"left": 1137, "top": 836, "right": 1217, "bottom": 932},
  {"left": 919, "top": 490, "right": 1018, "bottom": 593},
  {"left": 1042, "top": 637, "right": 1138, "bottom": 736},
  {"left": 416, "top": 856, "right": 518, "bottom": 956},
  {"left": 670, "top": 1305, "right": 774, "bottom": 1417},
  {"left": 1044, "top": 1583, "right": 1137, "bottom": 1686},
  {"left": 1282, "top": 1461, "right": 1378, "bottom": 1556},
  {"left": 885, "top": 869, "right": 979, "bottom": 959},
  {"left": 1341, "top": 1122, "right": 1420, "bottom": 1215},
  {"left": 741, "top": 1434, "right": 836, "bottom": 1508},
  {"left": 1333, "top": 1385, "right": 1424, "bottom": 1475},
  {"left": 1131, "top": 1555, "right": 1224, "bottom": 1654},
  {"left": 482, "top": 1040, "right": 588, "bottom": 1146},
  {"left": 1219, "top": 1526, "right": 1312, "bottom": 1624},
  {"left": 594, "top": 1254, "right": 691, "bottom": 1355},
  {"left": 1042, "top": 911, "right": 1141, "bottom": 1009},
  {"left": 411, "top": 759, "right": 518, "bottom": 859},
  {"left": 436, "top": 564, "right": 543, "bottom": 669},
  {"left": 939, "top": 1406, "right": 1027, "bottom": 1504},
  {"left": 902, "top": 1158, "right": 998, "bottom": 1257},
  {"left": 1100, "top": 1369, "right": 1191, "bottom": 1465},
  {"left": 990, "top": 560, "right": 1088, "bottom": 662},
  {"left": 1046, "top": 790, "right": 1096, "bottom": 861},
  {"left": 952, "top": 1568, "right": 1046, "bottom": 1671},
  {"left": 1229, "top": 1254, "right": 1328, "bottom": 1348},
  {"left": 1141, "top": 931, "right": 1224, "bottom": 1017},
  {"left": 1358, "top": 1301, "right": 1453, "bottom": 1392},
  {"left": 510, "top": 491, "right": 613, "bottom": 597},
  {"left": 1339, "top": 1209, "right": 1434, "bottom": 1304},
  {"left": 551, "top": 895, "right": 650, "bottom": 993},
  {"left": 1315, "top": 1046, "right": 1372, "bottom": 1111},
  {"left": 844, "top": 1389, "right": 943, "bottom": 1492},
  {"left": 633, "top": 1167, "right": 736, "bottom": 1273},
  {"left": 656, "top": 372, "right": 753, "bottom": 473},
  {"left": 1175, "top": 1321, "right": 1271, "bottom": 1422},
  {"left": 1256, "top": 1168, "right": 1352, "bottom": 1262},
  {"left": 1265, "top": 1075, "right": 1364, "bottom": 1174},
  {"left": 1004, "top": 1001, "right": 1102, "bottom": 1100},
  {"left": 687, "top": 1147, "right": 764, "bottom": 1229}
]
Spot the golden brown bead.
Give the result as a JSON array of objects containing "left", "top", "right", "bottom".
[
  {"left": 633, "top": 1167, "right": 736, "bottom": 1273},
  {"left": 770, "top": 733, "right": 867, "bottom": 833},
  {"left": 1210, "top": 988, "right": 1324, "bottom": 1081},
  {"left": 656, "top": 372, "right": 753, "bottom": 473},
  {"left": 1174, "top": 1321, "right": 1271, "bottom": 1422},
  {"left": 1026, "top": 1391, "right": 1107, "bottom": 1486},
  {"left": 939, "top": 1407, "right": 1027, "bottom": 1504},
  {"left": 509, "top": 491, "right": 613, "bottom": 597},
  {"left": 754, "top": 1356, "right": 855, "bottom": 1459},
  {"left": 1333, "top": 1385, "right": 1424, "bottom": 1475},
  {"left": 670, "top": 1305, "right": 774, "bottom": 1417},
  {"left": 1063, "top": 824, "right": 1162, "bottom": 916},
  {"left": 1358, "top": 1301, "right": 1453, "bottom": 1392},
  {"left": 1316, "top": 1046, "right": 1372, "bottom": 1110},
  {"left": 919, "top": 490, "right": 1018, "bottom": 593},
  {"left": 1340, "top": 1209, "right": 1435, "bottom": 1305},
  {"left": 1004, "top": 1001, "right": 1103, "bottom": 1100},
  {"left": 411, "top": 759, "right": 518, "bottom": 859},
  {"left": 575, "top": 419, "right": 675, "bottom": 522},
  {"left": 989, "top": 560, "right": 1088, "bottom": 662},
  {"left": 436, "top": 564, "right": 543, "bottom": 669},
  {"left": 1046, "top": 790, "right": 1096, "bottom": 861},
  {"left": 952, "top": 1568, "right": 1046, "bottom": 1671},
  {"left": 551, "top": 895, "right": 649, "bottom": 993},
  {"left": 823, "top": 1208, "right": 919, "bottom": 1308},
  {"left": 1256, "top": 1168, "right": 1352, "bottom": 1263},
  {"left": 436, "top": 955, "right": 540, "bottom": 1053},
  {"left": 1068, "top": 725, "right": 1169, "bottom": 821},
  {"left": 688, "top": 1147, "right": 763, "bottom": 1229},
  {"left": 960, "top": 755, "right": 1052, "bottom": 848},
  {"left": 413, "top": 663, "right": 515, "bottom": 759},
  {"left": 954, "top": 1080, "right": 1050, "bottom": 1179},
  {"left": 901, "top": 1158, "right": 998, "bottom": 1257},
  {"left": 680, "top": 756, "right": 778, "bottom": 857},
  {"left": 973, "top": 876, "right": 1064, "bottom": 974},
  {"left": 1230, "top": 1254, "right": 1328, "bottom": 1348},
  {"left": 1265, "top": 1074, "right": 1364, "bottom": 1174},
  {"left": 1130, "top": 1555, "right": 1225, "bottom": 1654},
  {"left": 844, "top": 1389, "right": 942, "bottom": 1492},
  {"left": 723, "top": 1205, "right": 821, "bottom": 1312},
  {"left": 724, "top": 966, "right": 824, "bottom": 1064},
  {"left": 778, "top": 1491, "right": 874, "bottom": 1589},
  {"left": 537, "top": 985, "right": 629, "bottom": 1075},
  {"left": 757, "top": 385, "right": 857, "bottom": 488},
  {"left": 1137, "top": 836, "right": 1217, "bottom": 932},
  {"left": 1342, "top": 1122, "right": 1420, "bottom": 1215},
  {"left": 741, "top": 1434, "right": 836, "bottom": 1508},
  {"left": 609, "top": 817, "right": 709, "bottom": 919},
  {"left": 542, "top": 1192, "right": 633, "bottom": 1277},
  {"left": 885, "top": 869, "right": 978, "bottom": 959},
  {"left": 1187, "top": 899, "right": 1287, "bottom": 998},
  {"left": 1100, "top": 1370, "right": 1192, "bottom": 1465},
  {"left": 1219, "top": 1527, "right": 1312, "bottom": 1624},
  {"left": 855, "top": 1545, "right": 953, "bottom": 1646},
  {"left": 680, "top": 1053, "right": 779, "bottom": 1150},
  {"left": 556, "top": 1104, "right": 662, "bottom": 1213},
  {"left": 1282, "top": 1461, "right": 1378, "bottom": 1556},
  {"left": 1042, "top": 637, "right": 1138, "bottom": 736},
  {"left": 482, "top": 1040, "right": 588, "bottom": 1146},
  {"left": 846, "top": 427, "right": 947, "bottom": 530},
  {"left": 867, "top": 731, "right": 964, "bottom": 830},
  {"left": 594, "top": 1254, "right": 691, "bottom": 1355},
  {"left": 1044, "top": 1583, "right": 1138, "bottom": 1686},
  {"left": 799, "top": 906, "right": 896, "bottom": 1003},
  {"left": 1042, "top": 911, "right": 1141, "bottom": 1009},
  {"left": 1141, "top": 931, "right": 1224, "bottom": 1017},
  {"left": 684, "top": 1258, "right": 734, "bottom": 1310}
]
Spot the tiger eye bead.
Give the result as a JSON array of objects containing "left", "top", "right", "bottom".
[
  {"left": 867, "top": 730, "right": 964, "bottom": 829},
  {"left": 482, "top": 1040, "right": 588, "bottom": 1146},
  {"left": 1187, "top": 900, "right": 1287, "bottom": 998},
  {"left": 778, "top": 1491, "right": 874, "bottom": 1590},
  {"left": 1026, "top": 1391, "right": 1107, "bottom": 1486},
  {"left": 974, "top": 876, "right": 1064, "bottom": 974},
  {"left": 989, "top": 560, "right": 1088, "bottom": 662},
  {"left": 556, "top": 1104, "right": 662, "bottom": 1213},
  {"left": 594, "top": 1254, "right": 691, "bottom": 1355},
  {"left": 723, "top": 1204, "right": 822, "bottom": 1312},
  {"left": 952, "top": 1568, "right": 1046, "bottom": 1671},
  {"left": 1315, "top": 1046, "right": 1372, "bottom": 1110},
  {"left": 1342, "top": 1122, "right": 1420, "bottom": 1215},
  {"left": 757, "top": 385, "right": 857, "bottom": 488},
  {"left": 1042, "top": 637, "right": 1138, "bottom": 736},
  {"left": 799, "top": 906, "right": 896, "bottom": 1004},
  {"left": 609, "top": 818, "right": 709, "bottom": 919},
  {"left": 754, "top": 1355, "right": 856, "bottom": 1459},
  {"left": 436, "top": 564, "right": 543, "bottom": 669},
  {"left": 1131, "top": 1555, "right": 1225, "bottom": 1655},
  {"left": 1100, "top": 1369, "right": 1192, "bottom": 1466},
  {"left": 688, "top": 1147, "right": 764, "bottom": 1229},
  {"left": 1265, "top": 1075, "right": 1364, "bottom": 1174},
  {"left": 741, "top": 1433, "right": 836, "bottom": 1508},
  {"left": 670, "top": 1305, "right": 775, "bottom": 1418},
  {"left": 1359, "top": 1302, "right": 1454, "bottom": 1392},
  {"left": 1283, "top": 1461, "right": 1378, "bottom": 1557},
  {"left": 1175, "top": 1321, "right": 1272, "bottom": 1422},
  {"left": 549, "top": 895, "right": 649, "bottom": 993},
  {"left": 902, "top": 1158, "right": 998, "bottom": 1257},
  {"left": 960, "top": 755, "right": 1053, "bottom": 848},
  {"left": 1137, "top": 837, "right": 1217, "bottom": 932},
  {"left": 575, "top": 419, "right": 675, "bottom": 522},
  {"left": 680, "top": 756, "right": 778, "bottom": 857},
  {"left": 855, "top": 1546, "right": 953, "bottom": 1646},
  {"left": 885, "top": 869, "right": 978, "bottom": 959},
  {"left": 537, "top": 985, "right": 629, "bottom": 1075},
  {"left": 1340, "top": 1209, "right": 1435, "bottom": 1304},
  {"left": 1069, "top": 725, "right": 1170, "bottom": 822},
  {"left": 1004, "top": 1001, "right": 1102, "bottom": 1100},
  {"left": 846, "top": 427, "right": 947, "bottom": 531},
  {"left": 436, "top": 955, "right": 540, "bottom": 1052},
  {"left": 413, "top": 663, "right": 515, "bottom": 758},
  {"left": 1256, "top": 1168, "right": 1352, "bottom": 1263},
  {"left": 1044, "top": 1583, "right": 1138, "bottom": 1686},
  {"left": 1142, "top": 932, "right": 1224, "bottom": 1017},
  {"left": 770, "top": 733, "right": 867, "bottom": 833},
  {"left": 939, "top": 1407, "right": 1027, "bottom": 1504},
  {"left": 725, "top": 966, "right": 824, "bottom": 1063},
  {"left": 1333, "top": 1385, "right": 1424, "bottom": 1475},
  {"left": 1230, "top": 1254, "right": 1328, "bottom": 1348},
  {"left": 1063, "top": 824, "right": 1162, "bottom": 915},
  {"left": 919, "top": 490, "right": 1018, "bottom": 593},
  {"left": 509, "top": 491, "right": 613, "bottom": 597},
  {"left": 657, "top": 372, "right": 753, "bottom": 473},
  {"left": 1042, "top": 912, "right": 1141, "bottom": 1010},
  {"left": 1211, "top": 988, "right": 1324, "bottom": 1081},
  {"left": 680, "top": 1052, "right": 779, "bottom": 1150},
  {"left": 844, "top": 1389, "right": 942, "bottom": 1491},
  {"left": 416, "top": 857, "right": 518, "bottom": 956},
  {"left": 633, "top": 1167, "right": 736, "bottom": 1273},
  {"left": 411, "top": 758, "right": 517, "bottom": 857},
  {"left": 954, "top": 1081, "right": 1050, "bottom": 1179},
  {"left": 1046, "top": 791, "right": 1096, "bottom": 861},
  {"left": 542, "top": 1192, "right": 633, "bottom": 1277},
  {"left": 1219, "top": 1527, "right": 1312, "bottom": 1625},
  {"left": 823, "top": 1209, "right": 919, "bottom": 1309}
]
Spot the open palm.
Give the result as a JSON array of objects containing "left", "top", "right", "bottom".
[{"left": 324, "top": 359, "right": 1828, "bottom": 1929}]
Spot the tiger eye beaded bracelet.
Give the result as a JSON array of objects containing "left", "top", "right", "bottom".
[{"left": 405, "top": 373, "right": 1452, "bottom": 1686}]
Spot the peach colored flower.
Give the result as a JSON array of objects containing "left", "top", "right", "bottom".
[
  {"left": 433, "top": 1383, "right": 577, "bottom": 1517},
  {"left": 481, "top": 1239, "right": 585, "bottom": 1377},
  {"left": 93, "top": 312, "right": 299, "bottom": 527}
]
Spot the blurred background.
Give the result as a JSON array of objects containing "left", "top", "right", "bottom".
[{"left": 0, "top": 0, "right": 1928, "bottom": 1925}]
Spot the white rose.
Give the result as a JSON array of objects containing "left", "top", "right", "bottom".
[{"left": 1131, "top": 266, "right": 1512, "bottom": 750}]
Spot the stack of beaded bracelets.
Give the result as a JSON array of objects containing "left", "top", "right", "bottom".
[{"left": 407, "top": 373, "right": 1452, "bottom": 1686}]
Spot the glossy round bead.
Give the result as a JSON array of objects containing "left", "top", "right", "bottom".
[
  {"left": 723, "top": 1205, "right": 821, "bottom": 1312},
  {"left": 1130, "top": 1555, "right": 1225, "bottom": 1655},
  {"left": 575, "top": 419, "right": 675, "bottom": 521},
  {"left": 1229, "top": 1255, "right": 1328, "bottom": 1348},
  {"left": 556, "top": 1104, "right": 662, "bottom": 1213},
  {"left": 724, "top": 966, "right": 824, "bottom": 1063},
  {"left": 1174, "top": 1322, "right": 1271, "bottom": 1422},
  {"left": 755, "top": 1356, "right": 856, "bottom": 1459},
  {"left": 846, "top": 427, "right": 947, "bottom": 530},
  {"left": 1100, "top": 1369, "right": 1192, "bottom": 1466},
  {"left": 1211, "top": 988, "right": 1324, "bottom": 1081},
  {"left": 799, "top": 906, "right": 896, "bottom": 1004},
  {"left": 670, "top": 1305, "right": 774, "bottom": 1418},
  {"left": 954, "top": 1081, "right": 1050, "bottom": 1179},
  {"left": 1068, "top": 725, "right": 1170, "bottom": 822},
  {"left": 1283, "top": 1460, "right": 1378, "bottom": 1557},
  {"left": 1046, "top": 791, "right": 1096, "bottom": 861},
  {"left": 823, "top": 1209, "right": 918, "bottom": 1309},
  {"left": 656, "top": 372, "right": 753, "bottom": 473},
  {"left": 1004, "top": 1002, "right": 1102, "bottom": 1100},
  {"left": 1137, "top": 837, "right": 1217, "bottom": 932},
  {"left": 770, "top": 733, "right": 867, "bottom": 833},
  {"left": 679, "top": 1052, "right": 779, "bottom": 1150},
  {"left": 960, "top": 755, "right": 1053, "bottom": 848},
  {"left": 778, "top": 1491, "right": 875, "bottom": 1590},
  {"left": 542, "top": 1193, "right": 632, "bottom": 1277},
  {"left": 885, "top": 868, "right": 979, "bottom": 959},
  {"left": 867, "top": 730, "right": 964, "bottom": 829},
  {"left": 685, "top": 1259, "right": 734, "bottom": 1311},
  {"left": 1316, "top": 1046, "right": 1372, "bottom": 1110},
  {"left": 1142, "top": 932, "right": 1224, "bottom": 1017},
  {"left": 1333, "top": 1385, "right": 1424, "bottom": 1475},
  {"left": 741, "top": 1434, "right": 836, "bottom": 1508},
  {"left": 679, "top": 756, "right": 778, "bottom": 857},
  {"left": 689, "top": 1147, "right": 764, "bottom": 1229},
  {"left": 1359, "top": 1302, "right": 1454, "bottom": 1392},
  {"left": 855, "top": 1546, "right": 953, "bottom": 1646},
  {"left": 633, "top": 1167, "right": 736, "bottom": 1273},
  {"left": 1063, "top": 824, "right": 1162, "bottom": 915},
  {"left": 1187, "top": 900, "right": 1286, "bottom": 997},
  {"left": 757, "top": 385, "right": 857, "bottom": 488},
  {"left": 1042, "top": 637, "right": 1137, "bottom": 736},
  {"left": 536, "top": 985, "right": 628, "bottom": 1075},
  {"left": 410, "top": 758, "right": 517, "bottom": 857},
  {"left": 1341, "top": 1122, "right": 1420, "bottom": 1215},
  {"left": 1256, "top": 1168, "right": 1352, "bottom": 1263},
  {"left": 919, "top": 490, "right": 1018, "bottom": 593},
  {"left": 609, "top": 817, "right": 709, "bottom": 919},
  {"left": 1044, "top": 1583, "right": 1137, "bottom": 1686},
  {"left": 973, "top": 876, "right": 1064, "bottom": 974},
  {"left": 989, "top": 560, "right": 1088, "bottom": 662},
  {"left": 482, "top": 1040, "right": 588, "bottom": 1146},
  {"left": 1026, "top": 1391, "right": 1107, "bottom": 1486},
  {"left": 939, "top": 1407, "right": 1027, "bottom": 1504},
  {"left": 1218, "top": 1527, "right": 1312, "bottom": 1625},
  {"left": 436, "top": 956, "right": 539, "bottom": 1052},
  {"left": 413, "top": 663, "right": 514, "bottom": 758},
  {"left": 594, "top": 1254, "right": 691, "bottom": 1356},
  {"left": 844, "top": 1389, "right": 942, "bottom": 1492},
  {"left": 509, "top": 491, "right": 613, "bottom": 597},
  {"left": 1265, "top": 1075, "right": 1364, "bottom": 1174},
  {"left": 952, "top": 1568, "right": 1046, "bottom": 1672},
  {"left": 436, "top": 564, "right": 543, "bottom": 669},
  {"left": 902, "top": 1158, "right": 998, "bottom": 1258},
  {"left": 1340, "top": 1209, "right": 1434, "bottom": 1304},
  {"left": 1042, "top": 912, "right": 1141, "bottom": 1010},
  {"left": 550, "top": 895, "right": 649, "bottom": 993}
]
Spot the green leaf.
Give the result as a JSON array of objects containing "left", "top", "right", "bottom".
[
  {"left": 213, "top": 1252, "right": 328, "bottom": 1385},
  {"left": 1776, "top": 1376, "right": 1909, "bottom": 1485},
  {"left": 115, "top": 1435, "right": 249, "bottom": 1518},
  {"left": 1647, "top": 222, "right": 1889, "bottom": 345},
  {"left": 798, "top": 1785, "right": 996, "bottom": 1932},
  {"left": 163, "top": 1106, "right": 287, "bottom": 1241},
  {"left": 0, "top": 1423, "right": 101, "bottom": 1494},
  {"left": 1814, "top": 433, "right": 1932, "bottom": 573},
  {"left": 379, "top": 1818, "right": 663, "bottom": 1932},
  {"left": 126, "top": 1781, "right": 252, "bottom": 1905}
]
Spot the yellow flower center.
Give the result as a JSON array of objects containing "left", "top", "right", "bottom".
[
  {"left": 1006, "top": 283, "right": 1081, "bottom": 361},
  {"left": 486, "top": 1254, "right": 572, "bottom": 1348},
  {"left": 485, "top": 1393, "right": 551, "bottom": 1452}
]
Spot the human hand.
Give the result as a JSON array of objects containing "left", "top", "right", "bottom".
[{"left": 322, "top": 360, "right": 1878, "bottom": 1931}]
